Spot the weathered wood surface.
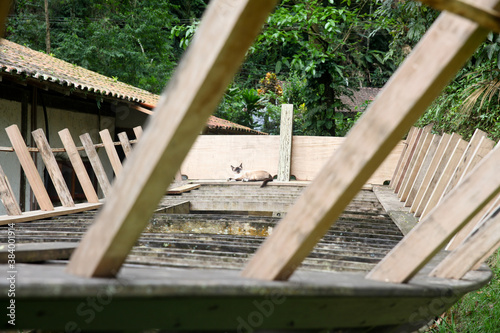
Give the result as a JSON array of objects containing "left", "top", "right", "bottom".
[
  {"left": 118, "top": 131, "right": 133, "bottom": 157},
  {"left": 367, "top": 144, "right": 500, "bottom": 283},
  {"left": 393, "top": 127, "right": 422, "bottom": 193},
  {"left": 67, "top": 0, "right": 280, "bottom": 277},
  {"left": 242, "top": 8, "right": 491, "bottom": 281},
  {"left": 277, "top": 104, "right": 293, "bottom": 181},
  {"left": 32, "top": 129, "right": 75, "bottom": 208},
  {"left": 58, "top": 129, "right": 99, "bottom": 203},
  {"left": 99, "top": 129, "right": 123, "bottom": 177},
  {"left": 6, "top": 125, "right": 54, "bottom": 211},
  {"left": 133, "top": 126, "right": 143, "bottom": 139},
  {"left": 390, "top": 127, "right": 416, "bottom": 188},
  {"left": 373, "top": 186, "right": 418, "bottom": 235},
  {"left": 0, "top": 242, "right": 77, "bottom": 263},
  {"left": 167, "top": 183, "right": 201, "bottom": 194},
  {"left": 0, "top": 164, "right": 22, "bottom": 215},
  {"left": 80, "top": 133, "right": 111, "bottom": 198}
]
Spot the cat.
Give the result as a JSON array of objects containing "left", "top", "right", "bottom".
[{"left": 228, "top": 163, "right": 273, "bottom": 187}]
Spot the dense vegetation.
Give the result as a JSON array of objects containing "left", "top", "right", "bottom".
[{"left": 5, "top": 0, "right": 500, "bottom": 139}]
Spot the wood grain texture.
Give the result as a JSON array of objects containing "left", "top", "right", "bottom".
[
  {"left": 99, "top": 129, "right": 123, "bottom": 177},
  {"left": 390, "top": 127, "right": 416, "bottom": 188},
  {"left": 242, "top": 9, "right": 491, "bottom": 281},
  {"left": 118, "top": 132, "right": 133, "bottom": 157},
  {"left": 58, "top": 129, "right": 99, "bottom": 203},
  {"left": 367, "top": 144, "right": 500, "bottom": 283},
  {"left": 32, "top": 129, "right": 75, "bottom": 208},
  {"left": 277, "top": 104, "right": 293, "bottom": 181},
  {"left": 394, "top": 128, "right": 422, "bottom": 193},
  {"left": 458, "top": 136, "right": 496, "bottom": 183},
  {"left": 404, "top": 134, "right": 441, "bottom": 207},
  {"left": 0, "top": 164, "right": 22, "bottom": 215},
  {"left": 66, "top": 0, "right": 279, "bottom": 277},
  {"left": 80, "top": 133, "right": 112, "bottom": 198},
  {"left": 5, "top": 125, "right": 54, "bottom": 211}
]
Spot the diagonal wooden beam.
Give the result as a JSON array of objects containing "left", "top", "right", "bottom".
[
  {"left": 241, "top": 7, "right": 494, "bottom": 281},
  {"left": 66, "top": 0, "right": 278, "bottom": 277}
]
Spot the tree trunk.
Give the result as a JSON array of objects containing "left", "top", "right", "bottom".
[{"left": 45, "top": 0, "right": 50, "bottom": 54}]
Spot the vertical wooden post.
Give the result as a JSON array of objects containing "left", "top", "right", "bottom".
[
  {"left": 0, "top": 165, "right": 22, "bottom": 215},
  {"left": 99, "top": 129, "right": 123, "bottom": 177},
  {"left": 277, "top": 104, "right": 293, "bottom": 182},
  {"left": 80, "top": 133, "right": 112, "bottom": 198},
  {"left": 32, "top": 128, "right": 75, "bottom": 208},
  {"left": 6, "top": 125, "right": 54, "bottom": 211},
  {"left": 133, "top": 126, "right": 143, "bottom": 140},
  {"left": 67, "top": 0, "right": 278, "bottom": 278},
  {"left": 59, "top": 129, "right": 99, "bottom": 203}
]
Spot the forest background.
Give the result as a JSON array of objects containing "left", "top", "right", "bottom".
[{"left": 4, "top": 0, "right": 500, "bottom": 140}]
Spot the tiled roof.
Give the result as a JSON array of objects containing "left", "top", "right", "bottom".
[
  {"left": 0, "top": 38, "right": 265, "bottom": 135},
  {"left": 339, "top": 87, "right": 381, "bottom": 113}
]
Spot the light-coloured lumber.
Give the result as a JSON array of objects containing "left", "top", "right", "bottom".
[
  {"left": 439, "top": 129, "right": 487, "bottom": 201},
  {"left": 366, "top": 144, "right": 500, "bottom": 283},
  {"left": 410, "top": 133, "right": 451, "bottom": 213},
  {"left": 133, "top": 126, "right": 143, "bottom": 140},
  {"left": 32, "top": 129, "right": 75, "bottom": 208},
  {"left": 0, "top": 202, "right": 102, "bottom": 225},
  {"left": 404, "top": 134, "right": 441, "bottom": 207},
  {"left": 118, "top": 132, "right": 133, "bottom": 157},
  {"left": 277, "top": 104, "right": 293, "bottom": 182},
  {"left": 66, "top": 0, "right": 279, "bottom": 278},
  {"left": 80, "top": 133, "right": 112, "bottom": 198},
  {"left": 167, "top": 184, "right": 201, "bottom": 195},
  {"left": 58, "top": 129, "right": 99, "bottom": 203},
  {"left": 241, "top": 9, "right": 493, "bottom": 281},
  {"left": 430, "top": 203, "right": 500, "bottom": 279},
  {"left": 413, "top": 133, "right": 462, "bottom": 217},
  {"left": 5, "top": 125, "right": 54, "bottom": 211},
  {"left": 399, "top": 124, "right": 433, "bottom": 201},
  {"left": 393, "top": 128, "right": 422, "bottom": 193},
  {"left": 99, "top": 129, "right": 123, "bottom": 177},
  {"left": 458, "top": 135, "right": 496, "bottom": 183},
  {"left": 0, "top": 164, "right": 22, "bottom": 215},
  {"left": 389, "top": 127, "right": 416, "bottom": 189},
  {"left": 420, "top": 138, "right": 468, "bottom": 217}
]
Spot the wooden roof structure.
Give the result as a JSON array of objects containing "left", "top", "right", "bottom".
[{"left": 1, "top": 0, "right": 500, "bottom": 331}]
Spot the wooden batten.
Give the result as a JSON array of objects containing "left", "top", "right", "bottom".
[
  {"left": 277, "top": 104, "right": 293, "bottom": 182},
  {"left": 66, "top": 0, "right": 279, "bottom": 278},
  {"left": 118, "top": 132, "right": 133, "bottom": 157},
  {"left": 58, "top": 129, "right": 100, "bottom": 203},
  {"left": 99, "top": 129, "right": 123, "bottom": 177},
  {"left": 367, "top": 144, "right": 500, "bottom": 283},
  {"left": 80, "top": 133, "right": 112, "bottom": 198},
  {"left": 6, "top": 125, "right": 54, "bottom": 211},
  {"left": 458, "top": 136, "right": 496, "bottom": 183},
  {"left": 242, "top": 9, "right": 491, "bottom": 281},
  {"left": 133, "top": 126, "right": 143, "bottom": 140},
  {"left": 0, "top": 164, "right": 22, "bottom": 215},
  {"left": 393, "top": 127, "right": 422, "bottom": 193},
  {"left": 32, "top": 129, "right": 75, "bottom": 208},
  {"left": 390, "top": 127, "right": 416, "bottom": 189},
  {"left": 405, "top": 134, "right": 441, "bottom": 207}
]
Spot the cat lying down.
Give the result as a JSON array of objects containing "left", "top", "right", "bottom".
[{"left": 227, "top": 163, "right": 273, "bottom": 188}]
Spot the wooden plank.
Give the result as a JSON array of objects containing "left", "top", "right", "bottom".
[
  {"left": 366, "top": 144, "right": 500, "bottom": 283},
  {"left": 393, "top": 128, "right": 422, "bottom": 193},
  {"left": 99, "top": 129, "right": 123, "bottom": 177},
  {"left": 0, "top": 242, "right": 77, "bottom": 263},
  {"left": 420, "top": 138, "right": 468, "bottom": 217},
  {"left": 32, "top": 129, "right": 75, "bottom": 208},
  {"left": 0, "top": 202, "right": 102, "bottom": 225},
  {"left": 277, "top": 104, "right": 293, "bottom": 181},
  {"left": 5, "top": 125, "right": 54, "bottom": 211},
  {"left": 80, "top": 133, "right": 112, "bottom": 198},
  {"left": 404, "top": 134, "right": 441, "bottom": 207},
  {"left": 430, "top": 203, "right": 500, "bottom": 280},
  {"left": 439, "top": 129, "right": 487, "bottom": 201},
  {"left": 66, "top": 0, "right": 279, "bottom": 278},
  {"left": 410, "top": 133, "right": 451, "bottom": 213},
  {"left": 58, "top": 129, "right": 99, "bottom": 203},
  {"left": 133, "top": 126, "right": 143, "bottom": 140},
  {"left": 0, "top": 164, "right": 22, "bottom": 215},
  {"left": 241, "top": 9, "right": 493, "bottom": 281},
  {"left": 413, "top": 133, "right": 461, "bottom": 217},
  {"left": 167, "top": 184, "right": 201, "bottom": 195},
  {"left": 458, "top": 136, "right": 496, "bottom": 183},
  {"left": 118, "top": 132, "right": 133, "bottom": 157},
  {"left": 399, "top": 124, "right": 433, "bottom": 201},
  {"left": 389, "top": 127, "right": 416, "bottom": 189}
]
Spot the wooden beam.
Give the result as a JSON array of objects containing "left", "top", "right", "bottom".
[
  {"left": 394, "top": 128, "right": 423, "bottom": 193},
  {"left": 80, "top": 133, "right": 112, "bottom": 198},
  {"left": 32, "top": 129, "right": 75, "bottom": 208},
  {"left": 118, "top": 132, "right": 133, "bottom": 157},
  {"left": 277, "top": 104, "right": 293, "bottom": 182},
  {"left": 389, "top": 127, "right": 416, "bottom": 188},
  {"left": 430, "top": 202, "right": 500, "bottom": 279},
  {"left": 366, "top": 144, "right": 500, "bottom": 283},
  {"left": 58, "top": 129, "right": 99, "bottom": 203},
  {"left": 99, "top": 129, "right": 123, "bottom": 177},
  {"left": 66, "top": 0, "right": 279, "bottom": 278},
  {"left": 0, "top": 164, "right": 22, "bottom": 215},
  {"left": 6, "top": 125, "right": 54, "bottom": 211},
  {"left": 241, "top": 8, "right": 493, "bottom": 281},
  {"left": 133, "top": 126, "right": 143, "bottom": 140}
]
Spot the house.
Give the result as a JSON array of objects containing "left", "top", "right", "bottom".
[{"left": 0, "top": 38, "right": 261, "bottom": 214}]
